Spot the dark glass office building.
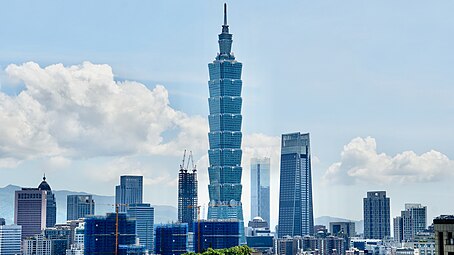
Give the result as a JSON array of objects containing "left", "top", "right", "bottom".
[
  {"left": 155, "top": 223, "right": 188, "bottom": 255},
  {"left": 116, "top": 175, "right": 143, "bottom": 212},
  {"left": 278, "top": 132, "right": 314, "bottom": 237},
  {"left": 178, "top": 166, "right": 198, "bottom": 232},
  {"left": 84, "top": 213, "right": 137, "bottom": 255},
  {"left": 363, "top": 191, "right": 390, "bottom": 239},
  {"left": 207, "top": 5, "right": 244, "bottom": 241},
  {"left": 193, "top": 220, "right": 240, "bottom": 253},
  {"left": 67, "top": 195, "right": 95, "bottom": 220}
]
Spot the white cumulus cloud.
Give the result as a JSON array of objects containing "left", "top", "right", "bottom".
[
  {"left": 323, "top": 136, "right": 454, "bottom": 185},
  {"left": 0, "top": 62, "right": 207, "bottom": 166}
]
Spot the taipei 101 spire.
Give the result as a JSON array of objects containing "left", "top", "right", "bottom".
[{"left": 207, "top": 3, "right": 245, "bottom": 241}]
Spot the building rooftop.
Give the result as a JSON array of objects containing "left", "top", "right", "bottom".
[
  {"left": 38, "top": 176, "right": 51, "bottom": 191},
  {"left": 433, "top": 215, "right": 454, "bottom": 224}
]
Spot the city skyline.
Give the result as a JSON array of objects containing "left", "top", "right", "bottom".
[{"left": 1, "top": 1, "right": 454, "bottom": 230}]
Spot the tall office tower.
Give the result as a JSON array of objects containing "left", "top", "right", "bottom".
[
  {"left": 278, "top": 132, "right": 314, "bottom": 238},
  {"left": 0, "top": 224, "right": 22, "bottom": 255},
  {"left": 394, "top": 204, "right": 427, "bottom": 242},
  {"left": 433, "top": 215, "right": 454, "bottom": 255},
  {"left": 193, "top": 219, "right": 240, "bottom": 253},
  {"left": 154, "top": 223, "right": 188, "bottom": 255},
  {"left": 405, "top": 204, "right": 427, "bottom": 239},
  {"left": 127, "top": 204, "right": 154, "bottom": 253},
  {"left": 178, "top": 159, "right": 198, "bottom": 233},
  {"left": 115, "top": 175, "right": 143, "bottom": 212},
  {"left": 84, "top": 213, "right": 138, "bottom": 255},
  {"left": 15, "top": 176, "right": 57, "bottom": 239},
  {"left": 363, "top": 191, "right": 391, "bottom": 239},
  {"left": 250, "top": 157, "right": 271, "bottom": 225},
  {"left": 39, "top": 176, "right": 57, "bottom": 228},
  {"left": 67, "top": 195, "right": 95, "bottom": 221},
  {"left": 207, "top": 4, "right": 245, "bottom": 241}
]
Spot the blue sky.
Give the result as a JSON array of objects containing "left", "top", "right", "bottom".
[{"left": 1, "top": 1, "right": 453, "bottom": 229}]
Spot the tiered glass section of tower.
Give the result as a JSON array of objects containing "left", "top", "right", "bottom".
[{"left": 207, "top": 5, "right": 243, "bottom": 222}]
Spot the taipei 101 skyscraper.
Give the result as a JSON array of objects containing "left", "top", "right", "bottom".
[{"left": 207, "top": 3, "right": 245, "bottom": 238}]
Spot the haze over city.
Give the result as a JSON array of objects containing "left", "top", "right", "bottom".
[{"left": 1, "top": 0, "right": 453, "bottom": 232}]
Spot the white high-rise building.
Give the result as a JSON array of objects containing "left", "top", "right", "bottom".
[
  {"left": 0, "top": 225, "right": 21, "bottom": 255},
  {"left": 250, "top": 157, "right": 271, "bottom": 225}
]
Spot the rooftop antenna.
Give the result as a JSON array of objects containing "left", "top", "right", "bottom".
[{"left": 224, "top": 3, "right": 227, "bottom": 26}]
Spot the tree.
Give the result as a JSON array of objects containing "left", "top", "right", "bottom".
[{"left": 183, "top": 245, "right": 254, "bottom": 255}]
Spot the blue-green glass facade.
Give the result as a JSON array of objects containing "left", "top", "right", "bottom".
[
  {"left": 278, "top": 132, "right": 314, "bottom": 238},
  {"left": 207, "top": 5, "right": 244, "bottom": 228}
]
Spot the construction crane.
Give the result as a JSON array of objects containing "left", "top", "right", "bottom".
[
  {"left": 180, "top": 149, "right": 187, "bottom": 172},
  {"left": 186, "top": 151, "right": 197, "bottom": 172}
]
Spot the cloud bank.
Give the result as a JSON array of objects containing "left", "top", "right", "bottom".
[
  {"left": 323, "top": 136, "right": 454, "bottom": 185},
  {"left": 0, "top": 62, "right": 207, "bottom": 166}
]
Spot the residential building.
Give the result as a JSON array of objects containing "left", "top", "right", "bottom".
[
  {"left": 0, "top": 224, "right": 21, "bottom": 255},
  {"left": 22, "top": 233, "right": 52, "bottom": 255},
  {"left": 394, "top": 216, "right": 404, "bottom": 243},
  {"left": 250, "top": 157, "right": 271, "bottom": 225},
  {"left": 330, "top": 221, "right": 355, "bottom": 249},
  {"left": 433, "top": 215, "right": 454, "bottom": 255},
  {"left": 363, "top": 191, "right": 390, "bottom": 239},
  {"left": 277, "top": 236, "right": 302, "bottom": 255},
  {"left": 278, "top": 132, "right": 314, "bottom": 237},
  {"left": 154, "top": 223, "right": 187, "bottom": 255},
  {"left": 394, "top": 204, "right": 427, "bottom": 242},
  {"left": 127, "top": 203, "right": 154, "bottom": 253},
  {"left": 300, "top": 235, "right": 345, "bottom": 255},
  {"left": 115, "top": 176, "right": 143, "bottom": 212},
  {"left": 44, "top": 225, "right": 71, "bottom": 255},
  {"left": 206, "top": 4, "right": 245, "bottom": 241},
  {"left": 395, "top": 247, "right": 418, "bottom": 255},
  {"left": 330, "top": 222, "right": 355, "bottom": 238},
  {"left": 66, "top": 195, "right": 95, "bottom": 221},
  {"left": 248, "top": 217, "right": 269, "bottom": 230},
  {"left": 178, "top": 159, "right": 198, "bottom": 233},
  {"left": 15, "top": 176, "right": 57, "bottom": 239},
  {"left": 403, "top": 232, "right": 435, "bottom": 255},
  {"left": 66, "top": 222, "right": 84, "bottom": 255},
  {"left": 84, "top": 213, "right": 137, "bottom": 255},
  {"left": 246, "top": 217, "right": 273, "bottom": 254},
  {"left": 193, "top": 219, "right": 240, "bottom": 253}
]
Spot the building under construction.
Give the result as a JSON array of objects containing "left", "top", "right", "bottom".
[{"left": 178, "top": 150, "right": 198, "bottom": 233}]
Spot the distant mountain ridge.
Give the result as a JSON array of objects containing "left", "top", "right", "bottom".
[
  {"left": 0, "top": 185, "right": 177, "bottom": 224},
  {"left": 1, "top": 185, "right": 362, "bottom": 233}
]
